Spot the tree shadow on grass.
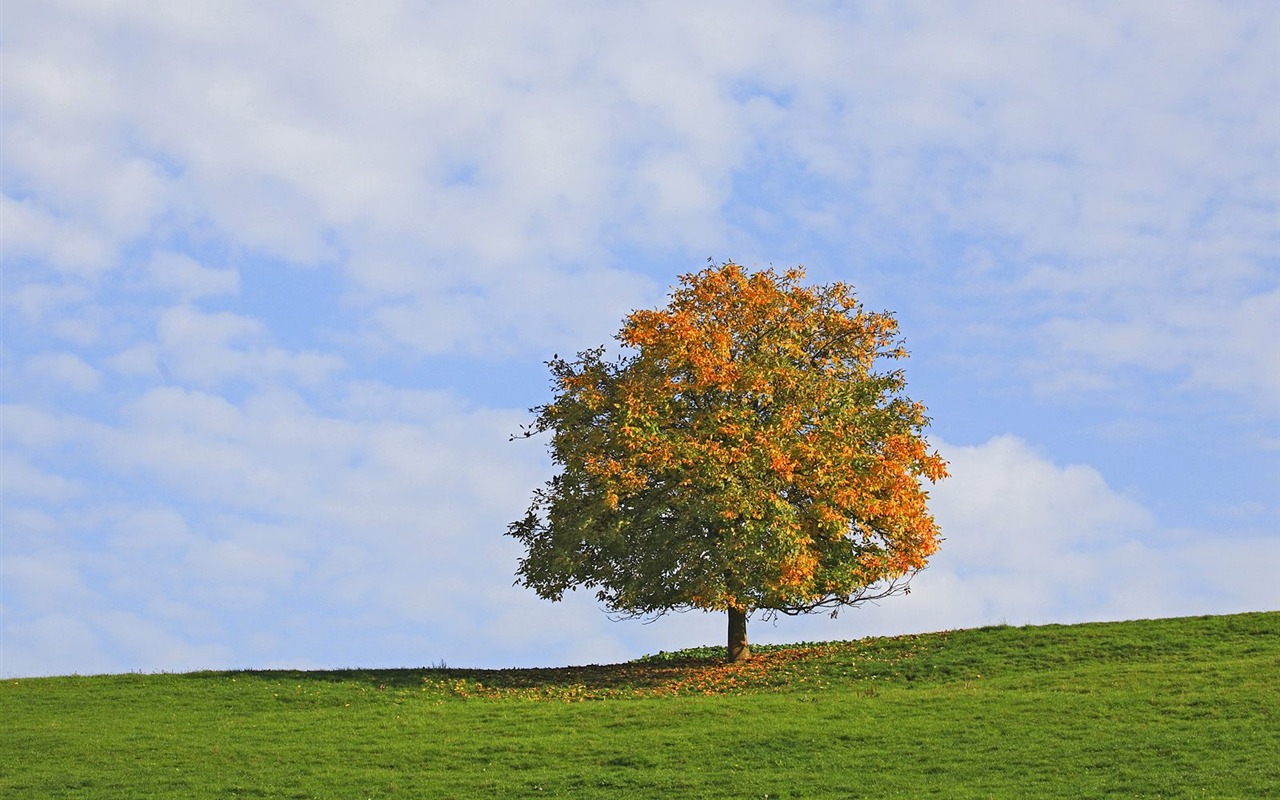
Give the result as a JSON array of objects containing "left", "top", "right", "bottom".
[
  {"left": 211, "top": 657, "right": 732, "bottom": 696},
  {"left": 200, "top": 640, "right": 881, "bottom": 699},
  {"left": 183, "top": 613, "right": 1280, "bottom": 699}
]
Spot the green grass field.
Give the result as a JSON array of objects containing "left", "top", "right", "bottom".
[{"left": 3, "top": 612, "right": 1277, "bottom": 798}]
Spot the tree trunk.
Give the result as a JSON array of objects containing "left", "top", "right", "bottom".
[{"left": 727, "top": 606, "right": 750, "bottom": 662}]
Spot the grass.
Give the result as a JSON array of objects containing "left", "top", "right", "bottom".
[{"left": 2, "top": 611, "right": 1277, "bottom": 798}]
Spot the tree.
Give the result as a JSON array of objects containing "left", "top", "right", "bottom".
[{"left": 507, "top": 262, "right": 947, "bottom": 662}]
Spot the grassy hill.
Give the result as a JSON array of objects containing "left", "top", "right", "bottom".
[{"left": 3, "top": 612, "right": 1277, "bottom": 798}]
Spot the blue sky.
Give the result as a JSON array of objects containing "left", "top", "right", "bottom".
[{"left": 3, "top": 1, "right": 1278, "bottom": 678}]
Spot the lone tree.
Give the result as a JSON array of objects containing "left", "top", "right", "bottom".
[{"left": 508, "top": 262, "right": 947, "bottom": 662}]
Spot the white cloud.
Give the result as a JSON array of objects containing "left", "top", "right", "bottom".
[
  {"left": 154, "top": 305, "right": 343, "bottom": 388},
  {"left": 25, "top": 351, "right": 102, "bottom": 392},
  {"left": 891, "top": 435, "right": 1278, "bottom": 628},
  {"left": 740, "top": 433, "right": 1280, "bottom": 647},
  {"left": 2, "top": 361, "right": 726, "bottom": 671},
  {"left": 1, "top": 613, "right": 106, "bottom": 678},
  {"left": 2, "top": 1, "right": 1276, "bottom": 678},
  {"left": 6, "top": 1, "right": 1274, "bottom": 399},
  {"left": 1, "top": 607, "right": 236, "bottom": 678},
  {"left": 0, "top": 403, "right": 94, "bottom": 450},
  {"left": 0, "top": 452, "right": 81, "bottom": 503},
  {"left": 1182, "top": 288, "right": 1280, "bottom": 404},
  {"left": 770, "top": 3, "right": 1279, "bottom": 405},
  {"left": 146, "top": 251, "right": 239, "bottom": 300},
  {"left": 5, "top": 379, "right": 546, "bottom": 624},
  {"left": 367, "top": 263, "right": 659, "bottom": 357},
  {"left": 3, "top": 1, "right": 810, "bottom": 354},
  {"left": 0, "top": 194, "right": 115, "bottom": 275},
  {"left": 108, "top": 507, "right": 192, "bottom": 553},
  {"left": 1, "top": 279, "right": 92, "bottom": 324},
  {"left": 1035, "top": 286, "right": 1280, "bottom": 408},
  {"left": 106, "top": 343, "right": 162, "bottom": 378},
  {"left": 6, "top": 385, "right": 1274, "bottom": 675}
]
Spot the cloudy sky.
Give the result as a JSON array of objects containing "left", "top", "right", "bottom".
[{"left": 3, "top": 1, "right": 1278, "bottom": 678}]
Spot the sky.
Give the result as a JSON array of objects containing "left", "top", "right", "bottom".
[{"left": 2, "top": 1, "right": 1278, "bottom": 678}]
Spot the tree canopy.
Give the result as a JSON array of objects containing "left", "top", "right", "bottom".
[{"left": 508, "top": 262, "right": 947, "bottom": 660}]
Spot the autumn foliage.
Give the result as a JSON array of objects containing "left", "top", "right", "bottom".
[{"left": 508, "top": 263, "right": 947, "bottom": 660}]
